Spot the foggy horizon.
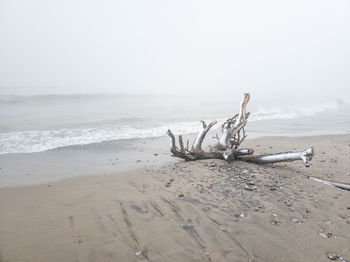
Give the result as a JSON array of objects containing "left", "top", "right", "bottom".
[{"left": 1, "top": 0, "right": 350, "bottom": 100}]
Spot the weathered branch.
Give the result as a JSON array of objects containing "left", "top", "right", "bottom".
[
  {"left": 166, "top": 129, "right": 253, "bottom": 161},
  {"left": 237, "top": 147, "right": 314, "bottom": 166},
  {"left": 216, "top": 93, "right": 250, "bottom": 150},
  {"left": 309, "top": 176, "right": 350, "bottom": 191},
  {"left": 166, "top": 93, "right": 314, "bottom": 166},
  {"left": 192, "top": 120, "right": 217, "bottom": 153}
]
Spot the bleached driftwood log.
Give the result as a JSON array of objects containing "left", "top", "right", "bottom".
[
  {"left": 238, "top": 147, "right": 314, "bottom": 166},
  {"left": 309, "top": 176, "right": 350, "bottom": 191},
  {"left": 167, "top": 93, "right": 314, "bottom": 166}
]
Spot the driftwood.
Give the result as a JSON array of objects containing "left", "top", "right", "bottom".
[
  {"left": 309, "top": 176, "right": 350, "bottom": 191},
  {"left": 167, "top": 93, "right": 314, "bottom": 166}
]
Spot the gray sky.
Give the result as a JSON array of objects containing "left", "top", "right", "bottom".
[{"left": 0, "top": 0, "right": 350, "bottom": 99}]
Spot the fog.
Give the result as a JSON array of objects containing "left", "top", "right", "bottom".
[{"left": 0, "top": 0, "right": 350, "bottom": 100}]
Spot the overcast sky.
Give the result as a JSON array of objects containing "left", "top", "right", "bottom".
[{"left": 0, "top": 0, "right": 349, "bottom": 99}]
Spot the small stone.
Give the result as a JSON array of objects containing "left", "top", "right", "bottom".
[
  {"left": 254, "top": 207, "right": 260, "bottom": 212},
  {"left": 327, "top": 252, "right": 337, "bottom": 260},
  {"left": 244, "top": 185, "right": 256, "bottom": 191},
  {"left": 240, "top": 213, "right": 245, "bottom": 218},
  {"left": 178, "top": 194, "right": 184, "bottom": 198},
  {"left": 169, "top": 178, "right": 174, "bottom": 182},
  {"left": 154, "top": 153, "right": 158, "bottom": 156},
  {"left": 205, "top": 252, "right": 210, "bottom": 256},
  {"left": 181, "top": 223, "right": 190, "bottom": 230},
  {"left": 319, "top": 230, "right": 332, "bottom": 238},
  {"left": 135, "top": 251, "right": 142, "bottom": 256},
  {"left": 271, "top": 220, "right": 279, "bottom": 225},
  {"left": 136, "top": 160, "right": 141, "bottom": 162},
  {"left": 289, "top": 207, "right": 295, "bottom": 212},
  {"left": 165, "top": 182, "right": 171, "bottom": 187},
  {"left": 272, "top": 214, "right": 278, "bottom": 217},
  {"left": 291, "top": 218, "right": 299, "bottom": 223}
]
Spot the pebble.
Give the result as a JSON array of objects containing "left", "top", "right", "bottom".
[
  {"left": 291, "top": 218, "right": 299, "bottom": 223},
  {"left": 135, "top": 251, "right": 142, "bottom": 256},
  {"left": 181, "top": 223, "right": 191, "bottom": 230},
  {"left": 289, "top": 207, "right": 295, "bottom": 212},
  {"left": 165, "top": 182, "right": 171, "bottom": 187},
  {"left": 244, "top": 185, "right": 254, "bottom": 191},
  {"left": 240, "top": 213, "right": 245, "bottom": 218},
  {"left": 178, "top": 194, "right": 184, "bottom": 198},
  {"left": 319, "top": 230, "right": 332, "bottom": 238},
  {"left": 327, "top": 252, "right": 337, "bottom": 260},
  {"left": 271, "top": 220, "right": 279, "bottom": 225}
]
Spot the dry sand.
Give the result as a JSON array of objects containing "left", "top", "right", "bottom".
[{"left": 0, "top": 135, "right": 349, "bottom": 262}]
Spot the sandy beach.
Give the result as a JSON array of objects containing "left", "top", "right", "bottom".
[{"left": 0, "top": 134, "right": 349, "bottom": 262}]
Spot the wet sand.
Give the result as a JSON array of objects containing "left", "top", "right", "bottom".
[{"left": 0, "top": 135, "right": 349, "bottom": 262}]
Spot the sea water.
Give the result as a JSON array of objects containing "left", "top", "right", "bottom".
[{"left": 1, "top": 93, "right": 349, "bottom": 154}]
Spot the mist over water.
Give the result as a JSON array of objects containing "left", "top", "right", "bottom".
[
  {"left": 1, "top": 93, "right": 349, "bottom": 154},
  {"left": 0, "top": 1, "right": 349, "bottom": 154}
]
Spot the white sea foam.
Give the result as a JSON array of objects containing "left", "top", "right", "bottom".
[
  {"left": 0, "top": 122, "right": 210, "bottom": 154},
  {"left": 0, "top": 99, "right": 347, "bottom": 154}
]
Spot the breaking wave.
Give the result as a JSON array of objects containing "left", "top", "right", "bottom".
[{"left": 0, "top": 98, "right": 347, "bottom": 154}]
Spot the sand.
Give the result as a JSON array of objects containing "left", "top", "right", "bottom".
[{"left": 0, "top": 135, "right": 349, "bottom": 262}]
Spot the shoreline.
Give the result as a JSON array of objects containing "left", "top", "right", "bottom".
[
  {"left": 1, "top": 133, "right": 350, "bottom": 188},
  {"left": 0, "top": 134, "right": 349, "bottom": 261}
]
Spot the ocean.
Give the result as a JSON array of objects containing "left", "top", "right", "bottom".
[{"left": 1, "top": 93, "right": 350, "bottom": 155}]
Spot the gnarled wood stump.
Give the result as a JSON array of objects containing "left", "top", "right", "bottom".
[{"left": 167, "top": 93, "right": 314, "bottom": 166}]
